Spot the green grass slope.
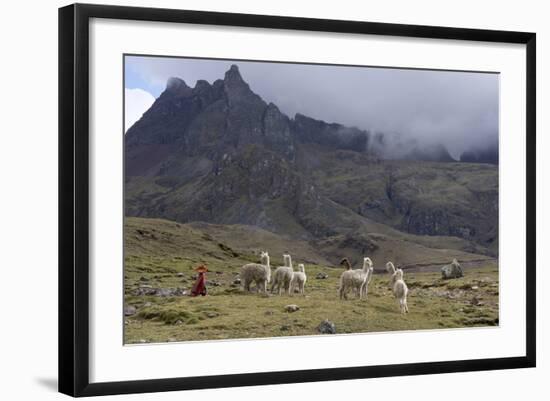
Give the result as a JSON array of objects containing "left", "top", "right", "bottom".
[{"left": 124, "top": 217, "right": 498, "bottom": 344}]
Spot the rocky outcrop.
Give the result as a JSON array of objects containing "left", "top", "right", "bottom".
[
  {"left": 441, "top": 259, "right": 464, "bottom": 279},
  {"left": 291, "top": 113, "right": 369, "bottom": 151},
  {"left": 263, "top": 103, "right": 294, "bottom": 160},
  {"left": 317, "top": 319, "right": 336, "bottom": 334},
  {"left": 222, "top": 65, "right": 269, "bottom": 151}
]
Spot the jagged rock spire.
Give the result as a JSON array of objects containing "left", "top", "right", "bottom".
[
  {"left": 165, "top": 77, "right": 192, "bottom": 96},
  {"left": 224, "top": 64, "right": 244, "bottom": 83}
]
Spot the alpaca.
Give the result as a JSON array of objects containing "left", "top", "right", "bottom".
[
  {"left": 241, "top": 251, "right": 271, "bottom": 293},
  {"left": 386, "top": 261, "right": 398, "bottom": 288},
  {"left": 271, "top": 253, "right": 294, "bottom": 295},
  {"left": 290, "top": 263, "right": 307, "bottom": 295},
  {"left": 392, "top": 269, "right": 409, "bottom": 314},
  {"left": 338, "top": 257, "right": 374, "bottom": 300},
  {"left": 340, "top": 258, "right": 356, "bottom": 295},
  {"left": 340, "top": 258, "right": 353, "bottom": 270},
  {"left": 386, "top": 261, "right": 397, "bottom": 275}
]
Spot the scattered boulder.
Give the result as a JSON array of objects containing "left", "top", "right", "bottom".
[
  {"left": 133, "top": 286, "right": 156, "bottom": 296},
  {"left": 139, "top": 276, "right": 149, "bottom": 282},
  {"left": 155, "top": 287, "right": 187, "bottom": 297},
  {"left": 318, "top": 319, "right": 336, "bottom": 334},
  {"left": 441, "top": 259, "right": 464, "bottom": 279},
  {"left": 470, "top": 296, "right": 484, "bottom": 306},
  {"left": 316, "top": 272, "right": 329, "bottom": 280},
  {"left": 176, "top": 272, "right": 185, "bottom": 277},
  {"left": 124, "top": 305, "right": 137, "bottom": 316},
  {"left": 154, "top": 288, "right": 175, "bottom": 297},
  {"left": 285, "top": 304, "right": 300, "bottom": 313},
  {"left": 207, "top": 280, "right": 222, "bottom": 287},
  {"left": 134, "top": 287, "right": 187, "bottom": 297},
  {"left": 233, "top": 278, "right": 242, "bottom": 285}
]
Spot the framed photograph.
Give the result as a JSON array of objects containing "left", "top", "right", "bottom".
[{"left": 59, "top": 3, "right": 536, "bottom": 397}]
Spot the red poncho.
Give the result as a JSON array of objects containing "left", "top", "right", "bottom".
[{"left": 191, "top": 272, "right": 207, "bottom": 296}]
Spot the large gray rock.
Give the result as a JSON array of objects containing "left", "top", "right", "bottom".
[
  {"left": 318, "top": 319, "right": 336, "bottom": 334},
  {"left": 124, "top": 305, "right": 137, "bottom": 316},
  {"left": 441, "top": 259, "right": 464, "bottom": 279},
  {"left": 133, "top": 286, "right": 156, "bottom": 296},
  {"left": 284, "top": 304, "right": 300, "bottom": 313}
]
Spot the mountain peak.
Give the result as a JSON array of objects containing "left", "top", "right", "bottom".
[
  {"left": 224, "top": 64, "right": 244, "bottom": 83},
  {"left": 165, "top": 77, "right": 191, "bottom": 96},
  {"left": 194, "top": 79, "right": 212, "bottom": 92}
]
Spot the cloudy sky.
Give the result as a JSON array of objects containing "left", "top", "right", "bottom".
[{"left": 125, "top": 55, "right": 499, "bottom": 158}]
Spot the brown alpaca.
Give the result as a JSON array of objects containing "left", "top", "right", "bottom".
[{"left": 340, "top": 258, "right": 352, "bottom": 270}]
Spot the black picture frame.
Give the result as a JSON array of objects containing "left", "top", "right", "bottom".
[{"left": 59, "top": 3, "right": 536, "bottom": 397}]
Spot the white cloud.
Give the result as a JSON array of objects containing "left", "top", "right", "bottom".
[
  {"left": 125, "top": 56, "right": 498, "bottom": 156},
  {"left": 124, "top": 88, "right": 155, "bottom": 132}
]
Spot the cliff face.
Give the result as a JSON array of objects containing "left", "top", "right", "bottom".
[{"left": 125, "top": 65, "right": 498, "bottom": 257}]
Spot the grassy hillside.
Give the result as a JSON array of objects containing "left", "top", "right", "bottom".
[
  {"left": 124, "top": 217, "right": 499, "bottom": 344},
  {"left": 126, "top": 150, "right": 498, "bottom": 259}
]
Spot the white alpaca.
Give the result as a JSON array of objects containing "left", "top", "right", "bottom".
[
  {"left": 271, "top": 253, "right": 294, "bottom": 295},
  {"left": 241, "top": 251, "right": 271, "bottom": 293},
  {"left": 338, "top": 257, "right": 374, "bottom": 300},
  {"left": 392, "top": 269, "right": 409, "bottom": 314},
  {"left": 386, "top": 261, "right": 398, "bottom": 288},
  {"left": 290, "top": 263, "right": 307, "bottom": 295}
]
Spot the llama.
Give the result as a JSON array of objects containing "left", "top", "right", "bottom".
[
  {"left": 338, "top": 257, "right": 374, "bottom": 300},
  {"left": 271, "top": 253, "right": 294, "bottom": 295},
  {"left": 386, "top": 261, "right": 397, "bottom": 275},
  {"left": 340, "top": 258, "right": 353, "bottom": 270},
  {"left": 386, "top": 261, "right": 398, "bottom": 288},
  {"left": 392, "top": 269, "right": 409, "bottom": 314},
  {"left": 290, "top": 263, "right": 307, "bottom": 295},
  {"left": 241, "top": 251, "right": 271, "bottom": 293}
]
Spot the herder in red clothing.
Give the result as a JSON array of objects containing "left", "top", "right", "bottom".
[{"left": 190, "top": 264, "right": 208, "bottom": 297}]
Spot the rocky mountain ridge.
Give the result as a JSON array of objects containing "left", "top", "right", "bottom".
[{"left": 125, "top": 65, "right": 499, "bottom": 261}]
